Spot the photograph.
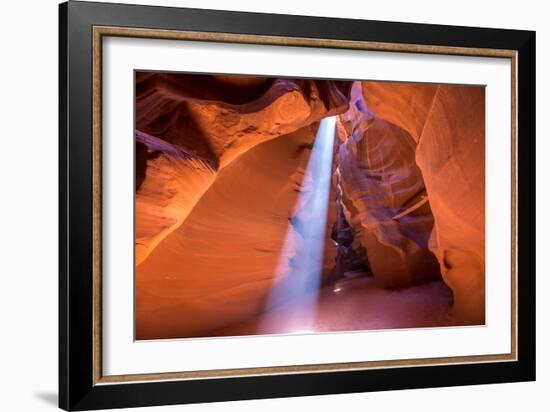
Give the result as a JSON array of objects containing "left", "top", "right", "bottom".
[
  {"left": 0, "top": 0, "right": 532, "bottom": 410},
  {"left": 134, "top": 72, "right": 486, "bottom": 340}
]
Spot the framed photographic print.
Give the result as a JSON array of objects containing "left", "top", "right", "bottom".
[{"left": 59, "top": 1, "right": 536, "bottom": 410}]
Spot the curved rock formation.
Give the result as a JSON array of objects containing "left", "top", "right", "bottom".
[
  {"left": 362, "top": 81, "right": 438, "bottom": 142},
  {"left": 337, "top": 83, "right": 440, "bottom": 288},
  {"left": 363, "top": 82, "right": 485, "bottom": 323},
  {"left": 136, "top": 125, "right": 341, "bottom": 339},
  {"left": 136, "top": 73, "right": 350, "bottom": 168},
  {"left": 135, "top": 73, "right": 350, "bottom": 265},
  {"left": 415, "top": 86, "right": 486, "bottom": 324},
  {"left": 135, "top": 131, "right": 217, "bottom": 266}
]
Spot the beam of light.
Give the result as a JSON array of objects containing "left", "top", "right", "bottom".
[{"left": 260, "top": 116, "right": 337, "bottom": 334}]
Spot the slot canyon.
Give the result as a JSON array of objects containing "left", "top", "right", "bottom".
[{"left": 135, "top": 72, "right": 485, "bottom": 340}]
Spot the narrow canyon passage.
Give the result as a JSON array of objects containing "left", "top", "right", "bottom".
[{"left": 135, "top": 73, "right": 485, "bottom": 340}]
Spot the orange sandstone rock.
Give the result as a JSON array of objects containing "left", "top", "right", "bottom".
[
  {"left": 363, "top": 81, "right": 485, "bottom": 323},
  {"left": 135, "top": 131, "right": 216, "bottom": 266},
  {"left": 135, "top": 73, "right": 350, "bottom": 266},
  {"left": 136, "top": 126, "right": 338, "bottom": 339},
  {"left": 362, "top": 81, "right": 438, "bottom": 142},
  {"left": 337, "top": 83, "right": 440, "bottom": 288},
  {"left": 415, "top": 85, "right": 486, "bottom": 324}
]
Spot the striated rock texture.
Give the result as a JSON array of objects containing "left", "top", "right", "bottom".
[
  {"left": 136, "top": 73, "right": 350, "bottom": 168},
  {"left": 136, "top": 126, "right": 339, "bottom": 339},
  {"left": 363, "top": 82, "right": 485, "bottom": 324},
  {"left": 415, "top": 86, "right": 486, "bottom": 324},
  {"left": 362, "top": 82, "right": 438, "bottom": 142},
  {"left": 135, "top": 73, "right": 350, "bottom": 265},
  {"left": 337, "top": 83, "right": 440, "bottom": 288},
  {"left": 135, "top": 131, "right": 216, "bottom": 266}
]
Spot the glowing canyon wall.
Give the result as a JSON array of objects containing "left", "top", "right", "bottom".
[
  {"left": 362, "top": 82, "right": 486, "bottom": 323},
  {"left": 135, "top": 73, "right": 485, "bottom": 339},
  {"left": 135, "top": 73, "right": 350, "bottom": 339}
]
